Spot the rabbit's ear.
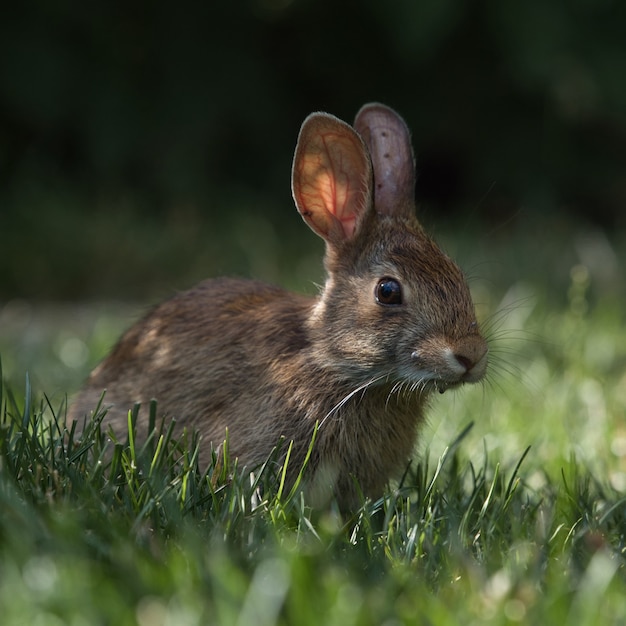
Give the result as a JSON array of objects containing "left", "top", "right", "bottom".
[
  {"left": 292, "top": 113, "right": 373, "bottom": 244},
  {"left": 353, "top": 103, "right": 415, "bottom": 218}
]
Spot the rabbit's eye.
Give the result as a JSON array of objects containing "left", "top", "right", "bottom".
[{"left": 375, "top": 278, "right": 402, "bottom": 306}]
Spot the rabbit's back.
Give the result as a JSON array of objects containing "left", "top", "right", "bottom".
[{"left": 70, "top": 278, "right": 317, "bottom": 463}]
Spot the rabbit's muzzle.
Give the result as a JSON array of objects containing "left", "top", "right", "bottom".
[{"left": 409, "top": 333, "right": 488, "bottom": 389}]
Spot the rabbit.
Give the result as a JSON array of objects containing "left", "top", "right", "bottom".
[{"left": 69, "top": 103, "right": 488, "bottom": 510}]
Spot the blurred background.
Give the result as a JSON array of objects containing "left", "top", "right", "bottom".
[{"left": 1, "top": 0, "right": 625, "bottom": 400}]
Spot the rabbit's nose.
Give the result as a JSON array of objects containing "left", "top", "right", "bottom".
[
  {"left": 455, "top": 354, "right": 475, "bottom": 372},
  {"left": 454, "top": 340, "right": 488, "bottom": 379}
]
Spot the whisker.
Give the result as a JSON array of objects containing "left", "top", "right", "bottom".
[
  {"left": 318, "top": 373, "right": 390, "bottom": 430},
  {"left": 385, "top": 380, "right": 406, "bottom": 408}
]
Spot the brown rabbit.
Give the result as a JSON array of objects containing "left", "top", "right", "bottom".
[{"left": 69, "top": 103, "right": 488, "bottom": 509}]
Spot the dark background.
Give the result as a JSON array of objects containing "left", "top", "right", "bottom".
[{"left": 1, "top": 0, "right": 625, "bottom": 300}]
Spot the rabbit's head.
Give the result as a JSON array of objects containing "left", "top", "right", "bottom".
[{"left": 291, "top": 103, "right": 487, "bottom": 393}]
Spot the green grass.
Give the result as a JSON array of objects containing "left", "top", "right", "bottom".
[{"left": 1, "top": 220, "right": 626, "bottom": 624}]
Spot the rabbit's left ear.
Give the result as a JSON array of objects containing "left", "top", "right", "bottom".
[
  {"left": 292, "top": 112, "right": 373, "bottom": 245},
  {"left": 353, "top": 103, "right": 416, "bottom": 219}
]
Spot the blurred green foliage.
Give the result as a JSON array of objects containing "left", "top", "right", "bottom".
[{"left": 1, "top": 0, "right": 625, "bottom": 299}]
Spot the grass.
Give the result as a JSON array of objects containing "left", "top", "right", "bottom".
[{"left": 1, "top": 219, "right": 626, "bottom": 624}]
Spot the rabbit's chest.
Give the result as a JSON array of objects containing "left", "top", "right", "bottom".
[{"left": 318, "top": 391, "right": 427, "bottom": 488}]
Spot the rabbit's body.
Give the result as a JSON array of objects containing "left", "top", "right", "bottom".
[
  {"left": 73, "top": 277, "right": 426, "bottom": 503},
  {"left": 70, "top": 103, "right": 488, "bottom": 508}
]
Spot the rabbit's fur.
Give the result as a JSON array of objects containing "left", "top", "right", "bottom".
[{"left": 70, "top": 103, "right": 488, "bottom": 509}]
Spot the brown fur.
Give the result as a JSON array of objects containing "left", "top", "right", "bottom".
[{"left": 69, "top": 103, "right": 488, "bottom": 509}]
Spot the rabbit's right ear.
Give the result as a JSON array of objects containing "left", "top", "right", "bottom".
[{"left": 292, "top": 113, "right": 373, "bottom": 245}]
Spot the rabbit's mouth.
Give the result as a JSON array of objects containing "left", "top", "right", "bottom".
[
  {"left": 417, "top": 374, "right": 479, "bottom": 395},
  {"left": 434, "top": 380, "right": 465, "bottom": 394},
  {"left": 393, "top": 368, "right": 465, "bottom": 394}
]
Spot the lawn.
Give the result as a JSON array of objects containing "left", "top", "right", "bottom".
[{"left": 1, "top": 218, "right": 625, "bottom": 625}]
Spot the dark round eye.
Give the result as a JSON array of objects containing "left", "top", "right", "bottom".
[{"left": 375, "top": 278, "right": 403, "bottom": 306}]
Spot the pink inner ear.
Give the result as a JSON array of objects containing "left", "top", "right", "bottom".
[
  {"left": 304, "top": 137, "right": 359, "bottom": 239},
  {"left": 293, "top": 121, "right": 370, "bottom": 243}
]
